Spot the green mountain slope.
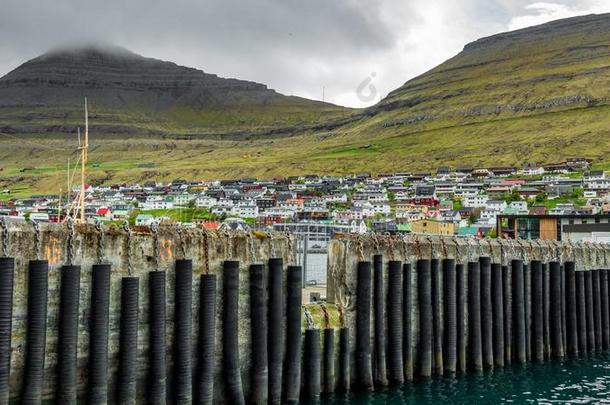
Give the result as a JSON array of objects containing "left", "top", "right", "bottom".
[{"left": 3, "top": 14, "right": 610, "bottom": 195}]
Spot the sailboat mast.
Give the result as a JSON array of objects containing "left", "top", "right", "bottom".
[{"left": 79, "top": 98, "right": 88, "bottom": 223}]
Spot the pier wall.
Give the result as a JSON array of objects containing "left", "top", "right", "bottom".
[
  {"left": 0, "top": 221, "right": 296, "bottom": 403},
  {"left": 3, "top": 221, "right": 610, "bottom": 403},
  {"left": 327, "top": 234, "right": 610, "bottom": 386}
]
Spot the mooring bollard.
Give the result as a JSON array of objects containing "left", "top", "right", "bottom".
[
  {"left": 403, "top": 263, "right": 414, "bottom": 381},
  {"left": 303, "top": 328, "right": 321, "bottom": 399},
  {"left": 56, "top": 265, "right": 80, "bottom": 405},
  {"left": 0, "top": 257, "right": 14, "bottom": 404},
  {"left": 175, "top": 259, "right": 193, "bottom": 404},
  {"left": 268, "top": 258, "right": 284, "bottom": 404},
  {"left": 249, "top": 264, "right": 268, "bottom": 405},
  {"left": 542, "top": 263, "right": 551, "bottom": 359},
  {"left": 512, "top": 259, "right": 526, "bottom": 364},
  {"left": 480, "top": 257, "right": 493, "bottom": 370},
  {"left": 432, "top": 258, "right": 443, "bottom": 376},
  {"left": 222, "top": 260, "right": 245, "bottom": 405},
  {"left": 576, "top": 271, "right": 588, "bottom": 355},
  {"left": 198, "top": 274, "right": 216, "bottom": 405},
  {"left": 148, "top": 270, "right": 167, "bottom": 404},
  {"left": 356, "top": 261, "right": 373, "bottom": 390},
  {"left": 468, "top": 261, "right": 482, "bottom": 372},
  {"left": 593, "top": 269, "right": 602, "bottom": 351},
  {"left": 118, "top": 276, "right": 139, "bottom": 404},
  {"left": 585, "top": 270, "right": 595, "bottom": 352},
  {"left": 491, "top": 263, "right": 505, "bottom": 368},
  {"left": 338, "top": 327, "right": 350, "bottom": 393},
  {"left": 560, "top": 265, "right": 567, "bottom": 354},
  {"left": 550, "top": 262, "right": 564, "bottom": 359},
  {"left": 20, "top": 259, "right": 49, "bottom": 404},
  {"left": 443, "top": 259, "right": 457, "bottom": 374},
  {"left": 419, "top": 259, "right": 433, "bottom": 377},
  {"left": 601, "top": 269, "right": 610, "bottom": 350},
  {"left": 373, "top": 254, "right": 387, "bottom": 386},
  {"left": 88, "top": 263, "right": 110, "bottom": 405},
  {"left": 323, "top": 328, "right": 335, "bottom": 394},
  {"left": 284, "top": 265, "right": 303, "bottom": 403},
  {"left": 502, "top": 264, "right": 512, "bottom": 366},
  {"left": 456, "top": 263, "right": 467, "bottom": 373},
  {"left": 531, "top": 261, "right": 544, "bottom": 362},
  {"left": 565, "top": 262, "right": 578, "bottom": 358},
  {"left": 387, "top": 260, "right": 404, "bottom": 384},
  {"left": 524, "top": 263, "right": 532, "bottom": 362}
]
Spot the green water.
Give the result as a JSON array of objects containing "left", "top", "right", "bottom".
[{"left": 320, "top": 354, "right": 610, "bottom": 404}]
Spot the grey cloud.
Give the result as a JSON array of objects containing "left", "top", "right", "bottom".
[{"left": 0, "top": 0, "right": 607, "bottom": 107}]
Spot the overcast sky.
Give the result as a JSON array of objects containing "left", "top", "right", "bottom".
[{"left": 1, "top": 0, "right": 609, "bottom": 108}]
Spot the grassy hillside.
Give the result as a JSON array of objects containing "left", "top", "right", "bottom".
[{"left": 3, "top": 14, "right": 610, "bottom": 195}]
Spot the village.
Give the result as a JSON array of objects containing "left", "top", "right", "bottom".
[{"left": 1, "top": 156, "right": 609, "bottom": 243}]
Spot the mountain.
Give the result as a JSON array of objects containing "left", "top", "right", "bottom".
[
  {"left": 335, "top": 13, "right": 610, "bottom": 171},
  {"left": 2, "top": 14, "right": 610, "bottom": 195},
  {"left": 0, "top": 44, "right": 349, "bottom": 136}
]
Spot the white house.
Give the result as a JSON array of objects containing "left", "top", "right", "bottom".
[
  {"left": 231, "top": 202, "right": 259, "bottom": 218},
  {"left": 463, "top": 194, "right": 489, "bottom": 208},
  {"left": 485, "top": 200, "right": 508, "bottom": 212},
  {"left": 196, "top": 195, "right": 218, "bottom": 208}
]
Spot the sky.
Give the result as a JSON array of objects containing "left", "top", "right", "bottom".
[{"left": 1, "top": 0, "right": 609, "bottom": 108}]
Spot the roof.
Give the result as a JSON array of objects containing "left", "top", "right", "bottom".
[{"left": 458, "top": 227, "right": 479, "bottom": 236}]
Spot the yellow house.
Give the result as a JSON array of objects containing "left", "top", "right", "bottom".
[{"left": 410, "top": 219, "right": 456, "bottom": 235}]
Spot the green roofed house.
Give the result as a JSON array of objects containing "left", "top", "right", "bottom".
[{"left": 458, "top": 226, "right": 483, "bottom": 237}]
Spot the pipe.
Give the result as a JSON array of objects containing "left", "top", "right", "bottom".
[
  {"left": 512, "top": 259, "right": 526, "bottom": 364},
  {"left": 601, "top": 269, "right": 610, "bottom": 351},
  {"left": 323, "top": 328, "right": 335, "bottom": 394},
  {"left": 431, "top": 258, "right": 443, "bottom": 376},
  {"left": 593, "top": 269, "right": 602, "bottom": 351},
  {"left": 118, "top": 277, "right": 139, "bottom": 404},
  {"left": 443, "top": 259, "right": 457, "bottom": 374},
  {"left": 387, "top": 261, "right": 403, "bottom": 384},
  {"left": 468, "top": 261, "right": 482, "bottom": 372},
  {"left": 303, "top": 329, "right": 321, "bottom": 400},
  {"left": 542, "top": 263, "right": 551, "bottom": 359},
  {"left": 249, "top": 264, "right": 268, "bottom": 405},
  {"left": 356, "top": 261, "right": 373, "bottom": 390},
  {"left": 564, "top": 262, "right": 578, "bottom": 358},
  {"left": 57, "top": 265, "right": 80, "bottom": 404},
  {"left": 338, "top": 327, "right": 350, "bottom": 393},
  {"left": 531, "top": 261, "right": 544, "bottom": 362},
  {"left": 88, "top": 263, "right": 110, "bottom": 405},
  {"left": 479, "top": 257, "right": 493, "bottom": 370},
  {"left": 22, "top": 260, "right": 49, "bottom": 403},
  {"left": 456, "top": 263, "right": 467, "bottom": 373},
  {"left": 561, "top": 265, "right": 567, "bottom": 354},
  {"left": 418, "top": 259, "right": 433, "bottom": 377},
  {"left": 175, "top": 259, "right": 193, "bottom": 404},
  {"left": 222, "top": 260, "right": 245, "bottom": 405},
  {"left": 549, "top": 262, "right": 564, "bottom": 359},
  {"left": 267, "top": 258, "right": 283, "bottom": 404},
  {"left": 148, "top": 271, "right": 167, "bottom": 404},
  {"left": 491, "top": 263, "right": 504, "bottom": 368},
  {"left": 373, "top": 254, "right": 387, "bottom": 386},
  {"left": 403, "top": 263, "right": 413, "bottom": 381},
  {"left": 524, "top": 263, "right": 531, "bottom": 362},
  {"left": 284, "top": 265, "right": 303, "bottom": 403},
  {"left": 0, "top": 257, "right": 14, "bottom": 404},
  {"left": 576, "top": 271, "right": 588, "bottom": 355},
  {"left": 585, "top": 270, "right": 595, "bottom": 352},
  {"left": 502, "top": 265, "right": 512, "bottom": 366},
  {"left": 198, "top": 274, "right": 216, "bottom": 405}
]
